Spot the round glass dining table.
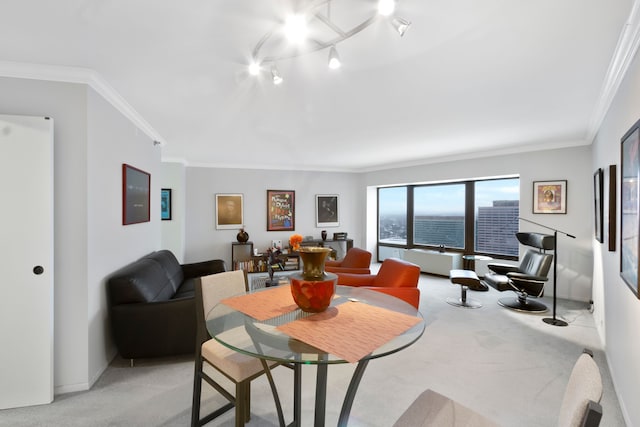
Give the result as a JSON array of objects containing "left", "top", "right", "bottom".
[{"left": 206, "top": 285, "right": 425, "bottom": 427}]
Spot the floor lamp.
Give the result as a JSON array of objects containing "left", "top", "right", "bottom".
[{"left": 518, "top": 217, "right": 576, "bottom": 327}]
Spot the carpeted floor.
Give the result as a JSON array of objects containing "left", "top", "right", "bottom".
[{"left": 0, "top": 274, "right": 627, "bottom": 426}]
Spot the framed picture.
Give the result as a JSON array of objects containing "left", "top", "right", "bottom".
[
  {"left": 161, "top": 188, "right": 172, "bottom": 221},
  {"left": 122, "top": 163, "right": 150, "bottom": 225},
  {"left": 215, "top": 193, "right": 244, "bottom": 229},
  {"left": 316, "top": 194, "right": 339, "bottom": 227},
  {"left": 267, "top": 190, "right": 295, "bottom": 231},
  {"left": 620, "top": 118, "right": 640, "bottom": 298},
  {"left": 532, "top": 180, "right": 567, "bottom": 214},
  {"left": 594, "top": 169, "right": 603, "bottom": 243},
  {"left": 608, "top": 164, "right": 617, "bottom": 252}
]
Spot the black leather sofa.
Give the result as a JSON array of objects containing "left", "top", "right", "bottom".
[{"left": 107, "top": 250, "right": 226, "bottom": 360}]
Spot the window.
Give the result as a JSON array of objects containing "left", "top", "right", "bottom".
[
  {"left": 414, "top": 184, "right": 465, "bottom": 249},
  {"left": 378, "top": 186, "right": 407, "bottom": 245},
  {"left": 378, "top": 177, "right": 519, "bottom": 259},
  {"left": 475, "top": 179, "right": 520, "bottom": 256}
]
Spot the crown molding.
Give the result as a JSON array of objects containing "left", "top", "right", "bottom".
[
  {"left": 587, "top": 1, "right": 640, "bottom": 142},
  {"left": 0, "top": 60, "right": 165, "bottom": 144}
]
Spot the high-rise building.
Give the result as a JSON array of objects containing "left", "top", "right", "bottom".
[{"left": 476, "top": 200, "right": 519, "bottom": 255}]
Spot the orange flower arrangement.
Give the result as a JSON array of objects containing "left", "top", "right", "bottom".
[{"left": 289, "top": 234, "right": 303, "bottom": 251}]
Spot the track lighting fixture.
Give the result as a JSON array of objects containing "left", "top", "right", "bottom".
[{"left": 246, "top": 0, "right": 411, "bottom": 83}]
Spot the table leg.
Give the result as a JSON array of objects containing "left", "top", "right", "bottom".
[
  {"left": 292, "top": 364, "right": 302, "bottom": 427},
  {"left": 314, "top": 364, "right": 328, "bottom": 427},
  {"left": 337, "top": 359, "right": 370, "bottom": 427}
]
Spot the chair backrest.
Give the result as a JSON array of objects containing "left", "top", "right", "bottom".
[
  {"left": 341, "top": 247, "right": 372, "bottom": 268},
  {"left": 557, "top": 350, "right": 603, "bottom": 427},
  {"left": 194, "top": 270, "right": 247, "bottom": 347},
  {"left": 373, "top": 258, "right": 420, "bottom": 288},
  {"left": 519, "top": 249, "right": 553, "bottom": 277}
]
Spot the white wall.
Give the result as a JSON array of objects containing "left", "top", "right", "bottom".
[
  {"left": 0, "top": 77, "right": 160, "bottom": 394},
  {"left": 161, "top": 162, "right": 186, "bottom": 262},
  {"left": 86, "top": 88, "right": 160, "bottom": 386},
  {"left": 591, "top": 37, "right": 640, "bottom": 426},
  {"left": 184, "top": 167, "right": 360, "bottom": 266},
  {"left": 362, "top": 146, "right": 594, "bottom": 302}
]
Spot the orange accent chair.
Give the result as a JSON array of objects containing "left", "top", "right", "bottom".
[
  {"left": 335, "top": 258, "right": 421, "bottom": 309},
  {"left": 325, "top": 247, "right": 373, "bottom": 274}
]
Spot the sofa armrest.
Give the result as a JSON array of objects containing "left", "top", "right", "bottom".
[
  {"left": 182, "top": 259, "right": 226, "bottom": 280},
  {"left": 336, "top": 273, "right": 376, "bottom": 287},
  {"left": 326, "top": 266, "right": 371, "bottom": 275},
  {"left": 110, "top": 297, "right": 196, "bottom": 359},
  {"left": 324, "top": 259, "right": 343, "bottom": 268}
]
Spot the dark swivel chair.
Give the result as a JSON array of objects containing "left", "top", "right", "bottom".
[{"left": 483, "top": 232, "right": 554, "bottom": 312}]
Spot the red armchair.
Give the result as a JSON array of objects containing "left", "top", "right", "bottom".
[
  {"left": 335, "top": 258, "right": 421, "bottom": 309},
  {"left": 325, "top": 247, "right": 372, "bottom": 274}
]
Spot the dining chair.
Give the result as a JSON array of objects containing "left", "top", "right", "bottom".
[
  {"left": 393, "top": 349, "right": 603, "bottom": 427},
  {"left": 191, "top": 270, "right": 285, "bottom": 427}
]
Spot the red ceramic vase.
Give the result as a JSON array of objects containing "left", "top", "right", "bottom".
[{"left": 290, "top": 247, "right": 337, "bottom": 313}]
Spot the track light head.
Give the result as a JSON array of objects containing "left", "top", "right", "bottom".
[
  {"left": 391, "top": 17, "right": 411, "bottom": 37},
  {"left": 271, "top": 65, "right": 283, "bottom": 85},
  {"left": 328, "top": 45, "right": 341, "bottom": 69}
]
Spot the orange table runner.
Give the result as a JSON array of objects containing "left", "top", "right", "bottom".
[
  {"left": 220, "top": 285, "right": 298, "bottom": 321},
  {"left": 277, "top": 300, "right": 422, "bottom": 363}
]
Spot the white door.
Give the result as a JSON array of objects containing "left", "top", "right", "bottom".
[{"left": 0, "top": 114, "right": 54, "bottom": 409}]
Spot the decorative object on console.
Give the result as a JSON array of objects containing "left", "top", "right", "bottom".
[
  {"left": 621, "top": 118, "right": 640, "bottom": 298},
  {"left": 290, "top": 233, "right": 303, "bottom": 251},
  {"left": 122, "top": 163, "right": 150, "bottom": 225},
  {"left": 532, "top": 180, "right": 567, "bottom": 214},
  {"left": 247, "top": 0, "right": 411, "bottom": 85},
  {"left": 333, "top": 232, "right": 348, "bottom": 240},
  {"left": 267, "top": 189, "right": 295, "bottom": 231},
  {"left": 289, "top": 246, "right": 337, "bottom": 312},
  {"left": 316, "top": 194, "right": 339, "bottom": 227},
  {"left": 265, "top": 247, "right": 285, "bottom": 287},
  {"left": 321, "top": 230, "right": 327, "bottom": 241},
  {"left": 236, "top": 228, "right": 249, "bottom": 243},
  {"left": 215, "top": 193, "right": 244, "bottom": 229}
]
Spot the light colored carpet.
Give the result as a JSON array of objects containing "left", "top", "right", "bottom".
[{"left": 0, "top": 274, "right": 626, "bottom": 427}]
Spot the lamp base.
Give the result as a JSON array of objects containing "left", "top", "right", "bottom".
[{"left": 542, "top": 317, "right": 568, "bottom": 327}]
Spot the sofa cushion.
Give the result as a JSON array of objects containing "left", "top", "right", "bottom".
[
  {"left": 108, "top": 258, "right": 175, "bottom": 305},
  {"left": 144, "top": 250, "right": 184, "bottom": 293},
  {"left": 173, "top": 278, "right": 196, "bottom": 299}
]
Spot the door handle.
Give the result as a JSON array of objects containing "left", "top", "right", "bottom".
[{"left": 33, "top": 266, "right": 44, "bottom": 275}]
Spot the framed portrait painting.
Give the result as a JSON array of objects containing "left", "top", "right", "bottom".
[
  {"left": 267, "top": 190, "right": 295, "bottom": 231},
  {"left": 532, "top": 180, "right": 567, "bottom": 214},
  {"left": 161, "top": 188, "right": 172, "bottom": 221},
  {"left": 215, "top": 194, "right": 244, "bottom": 229},
  {"left": 608, "top": 164, "right": 617, "bottom": 252},
  {"left": 122, "top": 163, "right": 151, "bottom": 225},
  {"left": 316, "top": 194, "right": 339, "bottom": 227},
  {"left": 594, "top": 169, "right": 603, "bottom": 243},
  {"left": 620, "top": 118, "right": 640, "bottom": 298}
]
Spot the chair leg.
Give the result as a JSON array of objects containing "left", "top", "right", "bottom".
[
  {"left": 235, "top": 381, "right": 250, "bottom": 427},
  {"left": 191, "top": 357, "right": 203, "bottom": 427}
]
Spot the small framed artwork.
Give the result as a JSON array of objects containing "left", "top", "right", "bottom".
[
  {"left": 161, "top": 188, "right": 172, "bottom": 221},
  {"left": 594, "top": 169, "right": 603, "bottom": 243},
  {"left": 215, "top": 193, "right": 244, "bottom": 229},
  {"left": 316, "top": 194, "right": 339, "bottom": 227},
  {"left": 122, "top": 163, "right": 151, "bottom": 225},
  {"left": 608, "top": 164, "right": 617, "bottom": 252},
  {"left": 532, "top": 180, "right": 567, "bottom": 214},
  {"left": 267, "top": 190, "right": 295, "bottom": 231},
  {"left": 620, "top": 118, "right": 640, "bottom": 298}
]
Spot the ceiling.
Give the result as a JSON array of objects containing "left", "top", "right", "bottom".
[{"left": 0, "top": 0, "right": 635, "bottom": 172}]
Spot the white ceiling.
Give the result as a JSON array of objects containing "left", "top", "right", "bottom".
[{"left": 0, "top": 0, "right": 635, "bottom": 172}]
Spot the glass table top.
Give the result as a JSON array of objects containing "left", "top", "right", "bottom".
[{"left": 206, "top": 285, "right": 425, "bottom": 365}]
